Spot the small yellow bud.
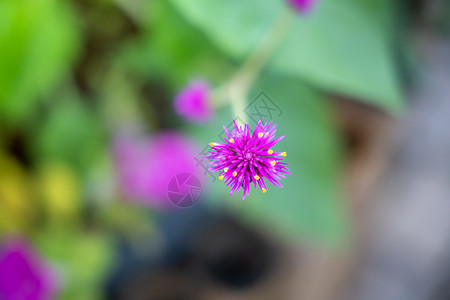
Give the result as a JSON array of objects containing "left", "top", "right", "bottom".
[
  {"left": 258, "top": 132, "right": 263, "bottom": 138},
  {"left": 262, "top": 188, "right": 267, "bottom": 193},
  {"left": 219, "top": 175, "right": 224, "bottom": 180},
  {"left": 254, "top": 175, "right": 260, "bottom": 180},
  {"left": 232, "top": 171, "right": 237, "bottom": 177},
  {"left": 229, "top": 138, "right": 234, "bottom": 143},
  {"left": 282, "top": 152, "right": 287, "bottom": 157},
  {"left": 268, "top": 149, "right": 273, "bottom": 155},
  {"left": 209, "top": 142, "right": 215, "bottom": 147},
  {"left": 224, "top": 168, "right": 228, "bottom": 172}
]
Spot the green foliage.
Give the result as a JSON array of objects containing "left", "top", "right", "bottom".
[
  {"left": 36, "top": 228, "right": 113, "bottom": 300},
  {"left": 32, "top": 97, "right": 105, "bottom": 174},
  {"left": 0, "top": 0, "right": 413, "bottom": 296},
  {"left": 118, "top": 0, "right": 234, "bottom": 88},
  {"left": 170, "top": 0, "right": 403, "bottom": 113},
  {"left": 0, "top": 0, "right": 79, "bottom": 122}
]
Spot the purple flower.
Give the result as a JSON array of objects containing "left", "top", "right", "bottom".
[
  {"left": 114, "top": 131, "right": 203, "bottom": 208},
  {"left": 0, "top": 238, "right": 57, "bottom": 300},
  {"left": 205, "top": 120, "right": 291, "bottom": 200},
  {"left": 287, "top": 0, "right": 316, "bottom": 14},
  {"left": 174, "top": 80, "right": 214, "bottom": 123}
]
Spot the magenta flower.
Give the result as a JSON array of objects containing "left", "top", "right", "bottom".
[
  {"left": 114, "top": 131, "right": 203, "bottom": 208},
  {"left": 287, "top": 0, "right": 316, "bottom": 14},
  {"left": 0, "top": 238, "right": 57, "bottom": 300},
  {"left": 174, "top": 80, "right": 213, "bottom": 123},
  {"left": 205, "top": 120, "right": 291, "bottom": 200}
]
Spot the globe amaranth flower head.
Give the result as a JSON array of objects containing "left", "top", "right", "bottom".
[
  {"left": 113, "top": 131, "right": 203, "bottom": 209},
  {"left": 287, "top": 0, "right": 317, "bottom": 14},
  {"left": 174, "top": 80, "right": 213, "bottom": 123},
  {"left": 0, "top": 237, "right": 57, "bottom": 300},
  {"left": 205, "top": 119, "right": 291, "bottom": 200}
]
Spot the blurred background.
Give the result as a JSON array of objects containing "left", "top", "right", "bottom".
[{"left": 0, "top": 0, "right": 450, "bottom": 299}]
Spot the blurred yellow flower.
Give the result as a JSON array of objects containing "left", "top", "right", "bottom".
[
  {"left": 0, "top": 154, "right": 33, "bottom": 233},
  {"left": 36, "top": 162, "right": 80, "bottom": 223}
]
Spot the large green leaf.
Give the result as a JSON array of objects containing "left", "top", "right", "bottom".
[
  {"left": 118, "top": 0, "right": 233, "bottom": 88},
  {"left": 169, "top": 0, "right": 402, "bottom": 113},
  {"left": 0, "top": 0, "right": 79, "bottom": 122},
  {"left": 189, "top": 76, "right": 349, "bottom": 245}
]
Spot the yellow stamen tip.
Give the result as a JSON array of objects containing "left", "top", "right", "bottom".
[
  {"left": 254, "top": 175, "right": 260, "bottom": 180},
  {"left": 219, "top": 175, "right": 224, "bottom": 180},
  {"left": 268, "top": 149, "right": 273, "bottom": 155},
  {"left": 209, "top": 142, "right": 215, "bottom": 147},
  {"left": 258, "top": 132, "right": 263, "bottom": 138},
  {"left": 282, "top": 152, "right": 287, "bottom": 157},
  {"left": 232, "top": 171, "right": 237, "bottom": 177},
  {"left": 262, "top": 188, "right": 267, "bottom": 193},
  {"left": 270, "top": 161, "right": 276, "bottom": 166},
  {"left": 224, "top": 168, "right": 228, "bottom": 172},
  {"left": 229, "top": 138, "right": 234, "bottom": 143}
]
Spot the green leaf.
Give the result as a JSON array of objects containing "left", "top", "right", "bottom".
[
  {"left": 0, "top": 0, "right": 80, "bottom": 122},
  {"left": 35, "top": 228, "right": 114, "bottom": 300},
  {"left": 32, "top": 97, "right": 105, "bottom": 174},
  {"left": 117, "top": 0, "right": 233, "bottom": 88},
  {"left": 169, "top": 0, "right": 403, "bottom": 113}
]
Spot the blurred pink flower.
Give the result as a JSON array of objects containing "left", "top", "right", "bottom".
[
  {"left": 114, "top": 131, "right": 203, "bottom": 208},
  {"left": 287, "top": 0, "right": 316, "bottom": 13},
  {"left": 174, "top": 80, "right": 213, "bottom": 123},
  {"left": 0, "top": 238, "right": 57, "bottom": 300}
]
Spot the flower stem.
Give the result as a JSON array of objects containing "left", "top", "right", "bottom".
[{"left": 214, "top": 7, "right": 295, "bottom": 121}]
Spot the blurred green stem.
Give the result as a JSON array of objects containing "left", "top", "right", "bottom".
[{"left": 214, "top": 7, "right": 294, "bottom": 121}]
